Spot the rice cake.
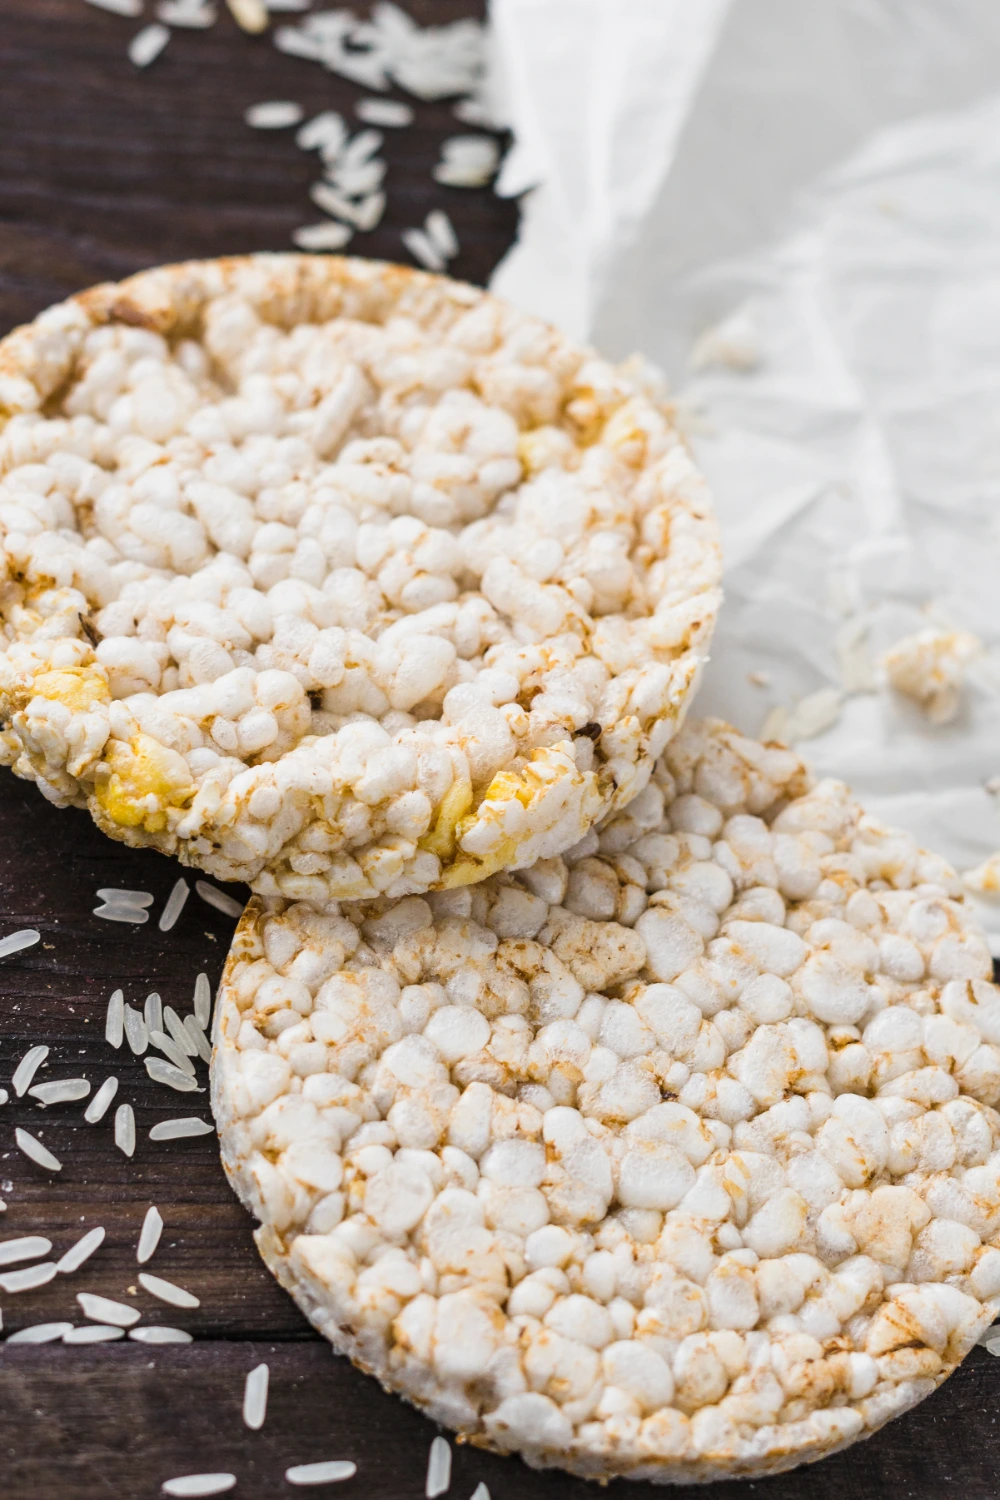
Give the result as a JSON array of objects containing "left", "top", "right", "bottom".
[
  {"left": 212, "top": 717, "right": 1000, "bottom": 1482},
  {"left": 0, "top": 255, "right": 720, "bottom": 901}
]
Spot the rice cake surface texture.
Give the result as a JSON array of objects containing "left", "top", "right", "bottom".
[
  {"left": 0, "top": 255, "right": 720, "bottom": 901},
  {"left": 212, "top": 718, "right": 1000, "bottom": 1482}
]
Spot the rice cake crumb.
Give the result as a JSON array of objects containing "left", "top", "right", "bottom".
[
  {"left": 211, "top": 717, "right": 1000, "bottom": 1483},
  {"left": 882, "top": 627, "right": 981, "bottom": 725},
  {"left": 0, "top": 255, "right": 720, "bottom": 902}
]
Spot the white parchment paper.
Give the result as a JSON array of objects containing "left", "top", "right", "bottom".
[{"left": 489, "top": 0, "right": 1000, "bottom": 941}]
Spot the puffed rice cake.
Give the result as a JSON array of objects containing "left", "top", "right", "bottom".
[
  {"left": 212, "top": 717, "right": 1000, "bottom": 1483},
  {"left": 0, "top": 255, "right": 720, "bottom": 902}
]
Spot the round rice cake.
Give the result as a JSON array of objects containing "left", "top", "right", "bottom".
[
  {"left": 0, "top": 255, "right": 720, "bottom": 902},
  {"left": 212, "top": 716, "right": 1000, "bottom": 1483}
]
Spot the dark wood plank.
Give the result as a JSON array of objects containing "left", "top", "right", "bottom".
[{"left": 1, "top": 3, "right": 999, "bottom": 1498}]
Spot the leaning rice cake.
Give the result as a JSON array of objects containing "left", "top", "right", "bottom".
[{"left": 0, "top": 254, "right": 720, "bottom": 902}]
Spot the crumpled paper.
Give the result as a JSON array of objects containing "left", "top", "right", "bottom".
[{"left": 489, "top": 0, "right": 1000, "bottom": 943}]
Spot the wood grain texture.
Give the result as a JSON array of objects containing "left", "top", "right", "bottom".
[{"left": 0, "top": 3, "right": 998, "bottom": 1496}]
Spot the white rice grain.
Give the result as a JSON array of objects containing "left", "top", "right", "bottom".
[
  {"left": 243, "top": 1361, "right": 269, "bottom": 1430},
  {"left": 401, "top": 228, "right": 446, "bottom": 274},
  {"left": 115, "top": 1103, "right": 136, "bottom": 1158},
  {"left": 15, "top": 1128, "right": 61, "bottom": 1173},
  {"left": 105, "top": 989, "right": 125, "bottom": 1049},
  {"left": 353, "top": 191, "right": 386, "bottom": 232},
  {"left": 130, "top": 1326, "right": 194, "bottom": 1343},
  {"left": 0, "top": 1088, "right": 7, "bottom": 1104},
  {"left": 195, "top": 882, "right": 244, "bottom": 919},
  {"left": 56, "top": 1226, "right": 106, "bottom": 1274},
  {"left": 149, "top": 1118, "right": 213, "bottom": 1141},
  {"left": 94, "top": 903, "right": 149, "bottom": 924},
  {"left": 12, "top": 1045, "right": 49, "bottom": 1097},
  {"left": 0, "top": 1261, "right": 57, "bottom": 1293},
  {"left": 338, "top": 128, "right": 383, "bottom": 169},
  {"left": 124, "top": 1004, "right": 148, "bottom": 1056},
  {"left": 77, "top": 1291, "right": 141, "bottom": 1328},
  {"left": 432, "top": 161, "right": 493, "bottom": 189},
  {"left": 194, "top": 973, "right": 212, "bottom": 1029},
  {"left": 159, "top": 880, "right": 190, "bottom": 933},
  {"left": 274, "top": 25, "right": 324, "bottom": 60},
  {"left": 29, "top": 1079, "right": 91, "bottom": 1106},
  {"left": 138, "top": 1205, "right": 164, "bottom": 1264},
  {"left": 162, "top": 1477, "right": 236, "bottom": 1498},
  {"left": 84, "top": 0, "right": 143, "bottom": 14},
  {"left": 425, "top": 209, "right": 458, "bottom": 260},
  {"left": 146, "top": 1058, "right": 201, "bottom": 1093},
  {"left": 425, "top": 1436, "right": 451, "bottom": 1498},
  {"left": 469, "top": 1486, "right": 490, "bottom": 1500},
  {"left": 327, "top": 160, "right": 385, "bottom": 196},
  {"left": 285, "top": 1462, "right": 357, "bottom": 1486},
  {"left": 292, "top": 223, "right": 354, "bottom": 252},
  {"left": 355, "top": 97, "right": 414, "bottom": 127},
  {"left": 157, "top": 1, "right": 218, "bottom": 28},
  {"left": 0, "top": 929, "right": 40, "bottom": 960},
  {"left": 184, "top": 1016, "right": 213, "bottom": 1064},
  {"left": 139, "top": 1271, "right": 200, "bottom": 1308},
  {"left": 295, "top": 111, "right": 346, "bottom": 154},
  {"left": 245, "top": 101, "right": 304, "bottom": 130},
  {"left": 164, "top": 1006, "right": 198, "bottom": 1057},
  {"left": 145, "top": 992, "right": 164, "bottom": 1036},
  {"left": 150, "top": 1030, "right": 197, "bottom": 1077},
  {"left": 7, "top": 1322, "right": 74, "bottom": 1344},
  {"left": 96, "top": 889, "right": 154, "bottom": 908},
  {"left": 84, "top": 1076, "right": 119, "bottom": 1124},
  {"left": 64, "top": 1324, "right": 124, "bottom": 1344},
  {"left": 0, "top": 1235, "right": 51, "bottom": 1267}
]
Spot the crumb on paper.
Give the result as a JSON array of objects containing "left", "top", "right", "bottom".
[
  {"left": 963, "top": 854, "right": 1000, "bottom": 902},
  {"left": 882, "top": 626, "right": 982, "bottom": 724},
  {"left": 689, "top": 307, "right": 761, "bottom": 373},
  {"left": 747, "top": 670, "right": 770, "bottom": 688}
]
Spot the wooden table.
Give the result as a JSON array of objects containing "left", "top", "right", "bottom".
[{"left": 0, "top": 4, "right": 997, "bottom": 1496}]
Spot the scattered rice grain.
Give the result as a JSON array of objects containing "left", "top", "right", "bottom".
[
  {"left": 401, "top": 227, "right": 446, "bottom": 273},
  {"left": 150, "top": 1030, "right": 197, "bottom": 1077},
  {"left": 245, "top": 101, "right": 304, "bottom": 129},
  {"left": 195, "top": 882, "right": 244, "bottom": 920},
  {"left": 0, "top": 1235, "right": 51, "bottom": 1267},
  {"left": 162, "top": 1477, "right": 236, "bottom": 1498},
  {"left": 157, "top": 1, "right": 218, "bottom": 28},
  {"left": 14, "top": 1128, "right": 61, "bottom": 1172},
  {"left": 115, "top": 1103, "right": 136, "bottom": 1158},
  {"left": 146, "top": 1058, "right": 202, "bottom": 1093},
  {"left": 327, "top": 160, "right": 385, "bottom": 196},
  {"left": 285, "top": 1462, "right": 357, "bottom": 1487},
  {"left": 295, "top": 111, "right": 346, "bottom": 153},
  {"left": 159, "top": 880, "right": 190, "bottom": 933},
  {"left": 12, "top": 1045, "right": 49, "bottom": 1097},
  {"left": 95, "top": 902, "right": 148, "bottom": 925},
  {"left": 29, "top": 1078, "right": 90, "bottom": 1106},
  {"left": 0, "top": 1261, "right": 57, "bottom": 1293},
  {"left": 139, "top": 1271, "right": 200, "bottom": 1308},
  {"left": 77, "top": 1291, "right": 141, "bottom": 1328},
  {"left": 425, "top": 209, "right": 458, "bottom": 260},
  {"left": 469, "top": 1487, "right": 489, "bottom": 1500},
  {"left": 149, "top": 1117, "right": 214, "bottom": 1141},
  {"left": 243, "top": 1361, "right": 269, "bottom": 1429},
  {"left": 7, "top": 1322, "right": 74, "bottom": 1344},
  {"left": 145, "top": 992, "right": 164, "bottom": 1036},
  {"left": 164, "top": 1006, "right": 198, "bottom": 1057},
  {"left": 355, "top": 97, "right": 414, "bottom": 127},
  {"left": 56, "top": 1226, "right": 106, "bottom": 1274},
  {"left": 124, "top": 1004, "right": 148, "bottom": 1056},
  {"left": 105, "top": 989, "right": 125, "bottom": 1049},
  {"left": 184, "top": 1015, "right": 213, "bottom": 1064},
  {"left": 0, "top": 929, "right": 40, "bottom": 960},
  {"left": 129, "top": 23, "right": 170, "bottom": 67},
  {"left": 84, "top": 0, "right": 142, "bottom": 13},
  {"left": 130, "top": 1326, "right": 194, "bottom": 1343},
  {"left": 64, "top": 1324, "right": 124, "bottom": 1344},
  {"left": 425, "top": 1437, "right": 450, "bottom": 1498},
  {"left": 194, "top": 973, "right": 212, "bottom": 1030},
  {"left": 96, "top": 888, "right": 154, "bottom": 908},
  {"left": 84, "top": 1076, "right": 119, "bottom": 1124},
  {"left": 138, "top": 1205, "right": 164, "bottom": 1264}
]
